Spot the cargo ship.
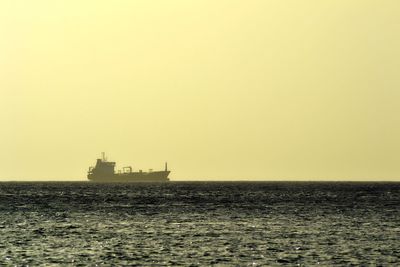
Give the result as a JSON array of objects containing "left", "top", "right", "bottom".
[{"left": 87, "top": 153, "right": 170, "bottom": 182}]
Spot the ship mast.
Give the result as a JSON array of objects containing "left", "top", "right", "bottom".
[
  {"left": 102, "top": 152, "right": 107, "bottom": 162},
  {"left": 165, "top": 162, "right": 168, "bottom": 171}
]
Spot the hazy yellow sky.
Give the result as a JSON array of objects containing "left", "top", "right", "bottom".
[{"left": 1, "top": 1, "right": 399, "bottom": 181}]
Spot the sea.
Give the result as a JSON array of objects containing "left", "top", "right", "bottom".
[{"left": 0, "top": 182, "right": 399, "bottom": 266}]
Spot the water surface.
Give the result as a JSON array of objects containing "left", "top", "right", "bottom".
[{"left": 0, "top": 182, "right": 399, "bottom": 265}]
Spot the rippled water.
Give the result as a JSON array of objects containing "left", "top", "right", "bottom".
[{"left": 0, "top": 182, "right": 399, "bottom": 266}]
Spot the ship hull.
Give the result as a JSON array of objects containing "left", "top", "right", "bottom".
[{"left": 88, "top": 171, "right": 170, "bottom": 182}]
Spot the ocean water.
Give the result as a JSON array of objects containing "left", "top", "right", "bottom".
[{"left": 0, "top": 182, "right": 399, "bottom": 266}]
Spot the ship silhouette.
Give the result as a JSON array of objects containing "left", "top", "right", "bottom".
[{"left": 87, "top": 153, "right": 170, "bottom": 182}]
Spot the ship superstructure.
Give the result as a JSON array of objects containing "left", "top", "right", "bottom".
[{"left": 87, "top": 153, "right": 170, "bottom": 182}]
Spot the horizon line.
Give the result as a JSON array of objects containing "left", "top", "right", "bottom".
[{"left": 0, "top": 179, "right": 399, "bottom": 182}]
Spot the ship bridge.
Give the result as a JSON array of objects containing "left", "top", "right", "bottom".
[{"left": 88, "top": 152, "right": 116, "bottom": 178}]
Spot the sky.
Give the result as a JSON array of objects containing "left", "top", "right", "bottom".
[{"left": 0, "top": 1, "right": 399, "bottom": 181}]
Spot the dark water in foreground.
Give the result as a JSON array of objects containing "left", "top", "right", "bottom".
[{"left": 0, "top": 182, "right": 399, "bottom": 266}]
